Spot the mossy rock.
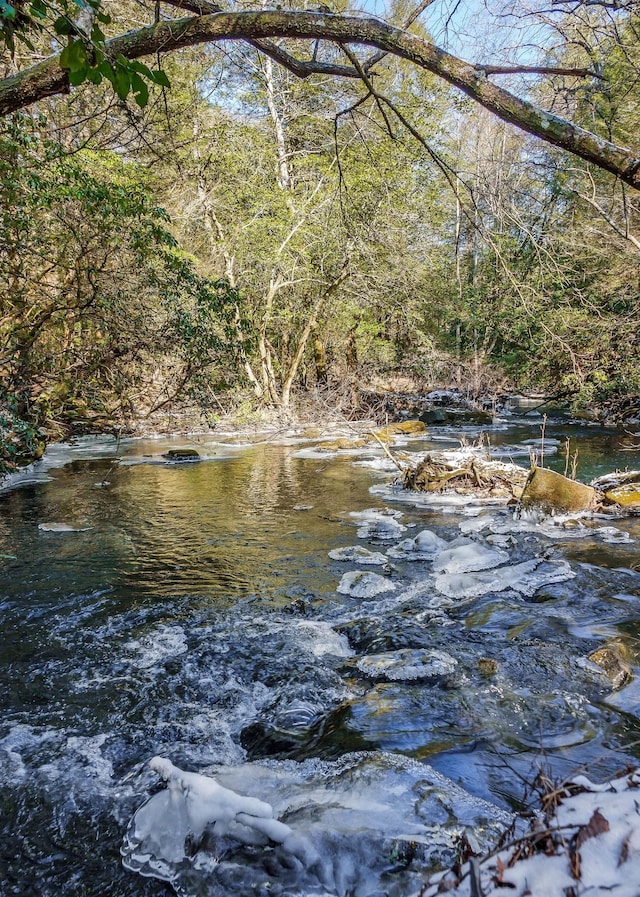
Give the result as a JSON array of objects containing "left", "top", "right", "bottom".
[
  {"left": 520, "top": 466, "right": 596, "bottom": 513},
  {"left": 604, "top": 484, "right": 640, "bottom": 509},
  {"left": 588, "top": 641, "right": 633, "bottom": 689},
  {"left": 375, "top": 420, "right": 427, "bottom": 437},
  {"left": 317, "top": 438, "right": 368, "bottom": 451},
  {"left": 162, "top": 448, "right": 201, "bottom": 461}
]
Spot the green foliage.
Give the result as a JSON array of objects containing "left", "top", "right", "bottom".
[
  {"left": 1, "top": 0, "right": 169, "bottom": 105},
  {"left": 0, "top": 112, "right": 240, "bottom": 466}
]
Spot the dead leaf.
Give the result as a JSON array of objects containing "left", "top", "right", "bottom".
[
  {"left": 575, "top": 808, "right": 610, "bottom": 850},
  {"left": 569, "top": 846, "right": 581, "bottom": 880},
  {"left": 619, "top": 832, "right": 631, "bottom": 866},
  {"left": 570, "top": 808, "right": 610, "bottom": 880}
]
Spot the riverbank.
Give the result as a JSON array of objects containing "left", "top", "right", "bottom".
[{"left": 3, "top": 386, "right": 639, "bottom": 479}]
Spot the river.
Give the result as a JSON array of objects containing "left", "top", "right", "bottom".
[{"left": 1, "top": 410, "right": 639, "bottom": 896}]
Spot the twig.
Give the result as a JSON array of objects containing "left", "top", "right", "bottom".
[{"left": 369, "top": 430, "right": 405, "bottom": 471}]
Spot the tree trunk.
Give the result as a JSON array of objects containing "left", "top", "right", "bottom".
[{"left": 312, "top": 324, "right": 328, "bottom": 385}]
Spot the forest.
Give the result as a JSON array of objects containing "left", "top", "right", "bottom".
[{"left": 1, "top": 0, "right": 639, "bottom": 468}]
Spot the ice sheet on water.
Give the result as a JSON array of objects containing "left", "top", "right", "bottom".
[
  {"left": 432, "top": 538, "right": 510, "bottom": 574},
  {"left": 460, "top": 509, "right": 603, "bottom": 542},
  {"left": 292, "top": 620, "right": 354, "bottom": 658},
  {"left": 595, "top": 526, "right": 633, "bottom": 544},
  {"left": 387, "top": 529, "right": 448, "bottom": 560},
  {"left": 435, "top": 557, "right": 575, "bottom": 600},
  {"left": 38, "top": 522, "right": 92, "bottom": 532},
  {"left": 370, "top": 482, "right": 503, "bottom": 513},
  {"left": 122, "top": 751, "right": 512, "bottom": 897},
  {"left": 337, "top": 570, "right": 397, "bottom": 598},
  {"left": 328, "top": 545, "right": 389, "bottom": 566},
  {"left": 348, "top": 507, "right": 408, "bottom": 541},
  {"left": 356, "top": 649, "right": 458, "bottom": 681},
  {"left": 352, "top": 457, "right": 399, "bottom": 472}
]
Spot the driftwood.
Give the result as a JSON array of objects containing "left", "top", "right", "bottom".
[{"left": 402, "top": 453, "right": 528, "bottom": 500}]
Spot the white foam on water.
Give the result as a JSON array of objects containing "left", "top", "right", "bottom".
[
  {"left": 433, "top": 538, "right": 510, "bottom": 574},
  {"left": 328, "top": 545, "right": 389, "bottom": 565},
  {"left": 337, "top": 570, "right": 397, "bottom": 598},
  {"left": 125, "top": 624, "right": 188, "bottom": 670}
]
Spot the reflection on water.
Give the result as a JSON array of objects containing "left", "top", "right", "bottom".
[{"left": 0, "top": 421, "right": 638, "bottom": 896}]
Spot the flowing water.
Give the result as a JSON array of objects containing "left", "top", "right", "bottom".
[{"left": 1, "top": 412, "right": 639, "bottom": 896}]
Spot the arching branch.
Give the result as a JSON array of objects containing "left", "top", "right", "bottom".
[{"left": 1, "top": 10, "right": 639, "bottom": 189}]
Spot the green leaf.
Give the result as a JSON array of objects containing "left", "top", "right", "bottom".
[
  {"left": 60, "top": 39, "right": 87, "bottom": 73},
  {"left": 131, "top": 60, "right": 154, "bottom": 79},
  {"left": 0, "top": 0, "right": 16, "bottom": 20},
  {"left": 114, "top": 66, "right": 130, "bottom": 101},
  {"left": 96, "top": 10, "right": 110, "bottom": 23},
  {"left": 131, "top": 72, "right": 149, "bottom": 108},
  {"left": 86, "top": 66, "right": 103, "bottom": 85},
  {"left": 68, "top": 63, "right": 89, "bottom": 85},
  {"left": 29, "top": 0, "right": 47, "bottom": 20},
  {"left": 150, "top": 69, "right": 170, "bottom": 88},
  {"left": 54, "top": 15, "right": 76, "bottom": 35}
]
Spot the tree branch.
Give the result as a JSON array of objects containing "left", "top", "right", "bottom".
[
  {"left": 162, "top": 0, "right": 360, "bottom": 78},
  {"left": 1, "top": 10, "right": 639, "bottom": 188},
  {"left": 479, "top": 64, "right": 604, "bottom": 78}
]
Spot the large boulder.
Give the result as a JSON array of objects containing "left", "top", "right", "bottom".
[{"left": 520, "top": 465, "right": 597, "bottom": 513}]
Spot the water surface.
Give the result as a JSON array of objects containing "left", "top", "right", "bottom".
[{"left": 1, "top": 417, "right": 639, "bottom": 895}]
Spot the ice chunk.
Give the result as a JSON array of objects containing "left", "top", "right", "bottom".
[
  {"left": 356, "top": 649, "right": 458, "bottom": 681},
  {"left": 595, "top": 526, "right": 633, "bottom": 544},
  {"left": 414, "top": 529, "right": 448, "bottom": 553},
  {"left": 123, "top": 752, "right": 512, "bottom": 896},
  {"left": 38, "top": 522, "right": 92, "bottom": 532},
  {"left": 358, "top": 518, "right": 407, "bottom": 541},
  {"left": 389, "top": 529, "right": 448, "bottom": 560},
  {"left": 435, "top": 557, "right": 575, "bottom": 599},
  {"left": 433, "top": 538, "right": 510, "bottom": 574},
  {"left": 293, "top": 621, "right": 354, "bottom": 658},
  {"left": 328, "top": 545, "right": 389, "bottom": 565},
  {"left": 337, "top": 570, "right": 396, "bottom": 598},
  {"left": 125, "top": 757, "right": 291, "bottom": 870},
  {"left": 349, "top": 508, "right": 407, "bottom": 541}
]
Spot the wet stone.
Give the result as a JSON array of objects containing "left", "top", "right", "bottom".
[
  {"left": 587, "top": 641, "right": 633, "bottom": 690},
  {"left": 162, "top": 448, "right": 201, "bottom": 461}
]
